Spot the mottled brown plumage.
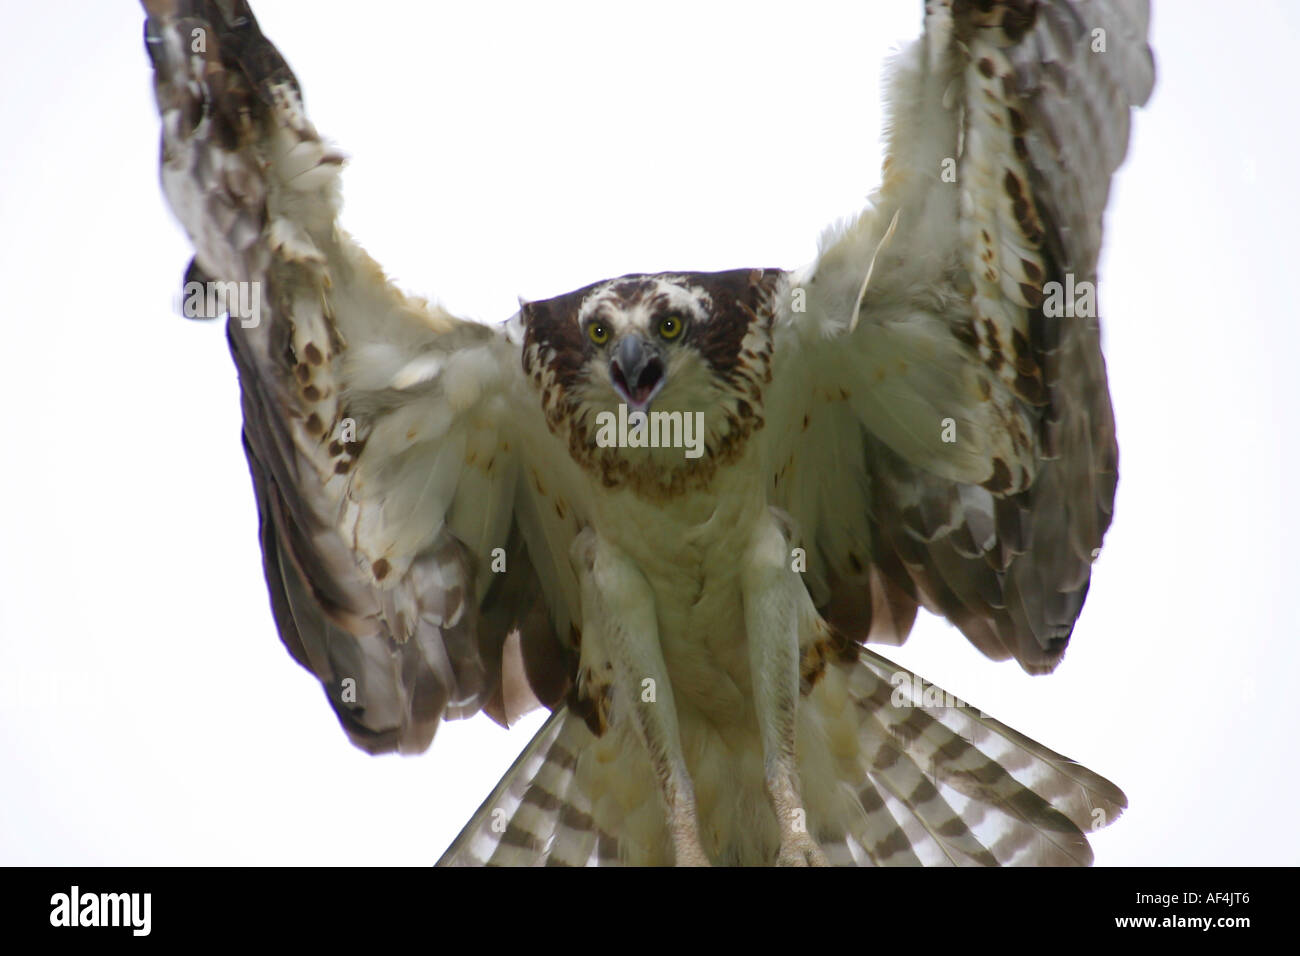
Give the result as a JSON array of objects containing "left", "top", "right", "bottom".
[
  {"left": 141, "top": 0, "right": 1151, "bottom": 865},
  {"left": 522, "top": 268, "right": 780, "bottom": 500}
]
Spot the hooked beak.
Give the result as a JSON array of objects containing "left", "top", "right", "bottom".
[{"left": 609, "top": 334, "right": 665, "bottom": 410}]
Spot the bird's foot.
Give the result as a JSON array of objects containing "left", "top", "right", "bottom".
[{"left": 777, "top": 831, "right": 829, "bottom": 866}]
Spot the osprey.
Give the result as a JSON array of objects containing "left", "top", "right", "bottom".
[{"left": 142, "top": 0, "right": 1153, "bottom": 865}]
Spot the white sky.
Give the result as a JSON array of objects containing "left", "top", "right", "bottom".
[{"left": 1, "top": 0, "right": 1297, "bottom": 866}]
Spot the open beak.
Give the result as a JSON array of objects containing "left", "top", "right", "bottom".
[{"left": 609, "top": 334, "right": 665, "bottom": 410}]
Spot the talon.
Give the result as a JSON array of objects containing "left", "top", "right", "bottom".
[{"left": 778, "top": 833, "right": 829, "bottom": 867}]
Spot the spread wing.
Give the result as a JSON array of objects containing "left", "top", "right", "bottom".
[
  {"left": 765, "top": 0, "right": 1154, "bottom": 673},
  {"left": 142, "top": 0, "right": 589, "bottom": 752}
]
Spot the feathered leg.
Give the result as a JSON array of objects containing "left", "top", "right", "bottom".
[
  {"left": 571, "top": 528, "right": 710, "bottom": 866},
  {"left": 741, "top": 512, "right": 829, "bottom": 866}
]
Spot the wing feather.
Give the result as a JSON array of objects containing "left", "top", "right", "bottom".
[
  {"left": 143, "top": 0, "right": 583, "bottom": 752},
  {"left": 766, "top": 0, "right": 1153, "bottom": 672}
]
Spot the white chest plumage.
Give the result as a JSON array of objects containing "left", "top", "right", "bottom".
[
  {"left": 587, "top": 443, "right": 770, "bottom": 721},
  {"left": 572, "top": 441, "right": 828, "bottom": 864}
]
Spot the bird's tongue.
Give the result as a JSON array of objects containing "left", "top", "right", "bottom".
[{"left": 616, "top": 357, "right": 663, "bottom": 408}]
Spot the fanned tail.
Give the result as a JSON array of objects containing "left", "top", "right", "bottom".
[
  {"left": 438, "top": 648, "right": 1124, "bottom": 866},
  {"left": 804, "top": 648, "right": 1125, "bottom": 866}
]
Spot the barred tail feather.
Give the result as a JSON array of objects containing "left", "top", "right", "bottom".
[
  {"left": 820, "top": 648, "right": 1126, "bottom": 866},
  {"left": 438, "top": 710, "right": 618, "bottom": 867},
  {"left": 439, "top": 650, "right": 1124, "bottom": 866}
]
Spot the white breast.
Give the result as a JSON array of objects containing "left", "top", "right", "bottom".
[{"left": 576, "top": 445, "right": 798, "bottom": 863}]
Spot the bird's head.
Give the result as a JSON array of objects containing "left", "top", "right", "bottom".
[{"left": 521, "top": 269, "right": 780, "bottom": 495}]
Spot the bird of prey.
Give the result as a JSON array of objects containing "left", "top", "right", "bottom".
[{"left": 142, "top": 0, "right": 1153, "bottom": 865}]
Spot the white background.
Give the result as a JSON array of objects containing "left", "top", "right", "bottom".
[{"left": 1, "top": 0, "right": 1297, "bottom": 866}]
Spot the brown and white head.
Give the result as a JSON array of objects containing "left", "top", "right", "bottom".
[{"left": 521, "top": 268, "right": 780, "bottom": 496}]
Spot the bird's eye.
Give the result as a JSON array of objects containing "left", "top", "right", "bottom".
[
  {"left": 588, "top": 323, "right": 609, "bottom": 345},
  {"left": 658, "top": 315, "right": 684, "bottom": 340}
]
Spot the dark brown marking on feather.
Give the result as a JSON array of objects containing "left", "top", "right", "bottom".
[
  {"left": 1019, "top": 281, "right": 1044, "bottom": 308},
  {"left": 981, "top": 318, "right": 1001, "bottom": 348},
  {"left": 1010, "top": 329, "right": 1036, "bottom": 375},
  {"left": 984, "top": 458, "right": 1013, "bottom": 493},
  {"left": 800, "top": 620, "right": 859, "bottom": 694},
  {"left": 609, "top": 277, "right": 660, "bottom": 305},
  {"left": 1015, "top": 372, "right": 1046, "bottom": 405},
  {"left": 871, "top": 826, "right": 914, "bottom": 862},
  {"left": 953, "top": 317, "right": 980, "bottom": 350},
  {"left": 1000, "top": 1, "right": 1036, "bottom": 42},
  {"left": 896, "top": 709, "right": 931, "bottom": 742},
  {"left": 304, "top": 413, "right": 324, "bottom": 436},
  {"left": 303, "top": 342, "right": 324, "bottom": 365},
  {"left": 568, "top": 678, "right": 610, "bottom": 737},
  {"left": 302, "top": 384, "right": 321, "bottom": 402},
  {"left": 937, "top": 816, "right": 972, "bottom": 839},
  {"left": 557, "top": 802, "right": 593, "bottom": 832},
  {"left": 372, "top": 558, "right": 390, "bottom": 580},
  {"left": 295, "top": 363, "right": 311, "bottom": 383},
  {"left": 499, "top": 823, "right": 544, "bottom": 852},
  {"left": 520, "top": 296, "right": 589, "bottom": 393},
  {"left": 333, "top": 459, "right": 351, "bottom": 475},
  {"left": 858, "top": 785, "right": 886, "bottom": 814},
  {"left": 549, "top": 745, "right": 580, "bottom": 773},
  {"left": 522, "top": 786, "right": 562, "bottom": 812},
  {"left": 908, "top": 776, "right": 941, "bottom": 806},
  {"left": 327, "top": 440, "right": 343, "bottom": 456},
  {"left": 689, "top": 268, "right": 780, "bottom": 381},
  {"left": 977, "top": 57, "right": 995, "bottom": 78},
  {"left": 800, "top": 641, "right": 828, "bottom": 693}
]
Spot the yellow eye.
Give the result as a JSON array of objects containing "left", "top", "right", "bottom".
[
  {"left": 658, "top": 315, "right": 684, "bottom": 340},
  {"left": 588, "top": 323, "right": 609, "bottom": 345}
]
